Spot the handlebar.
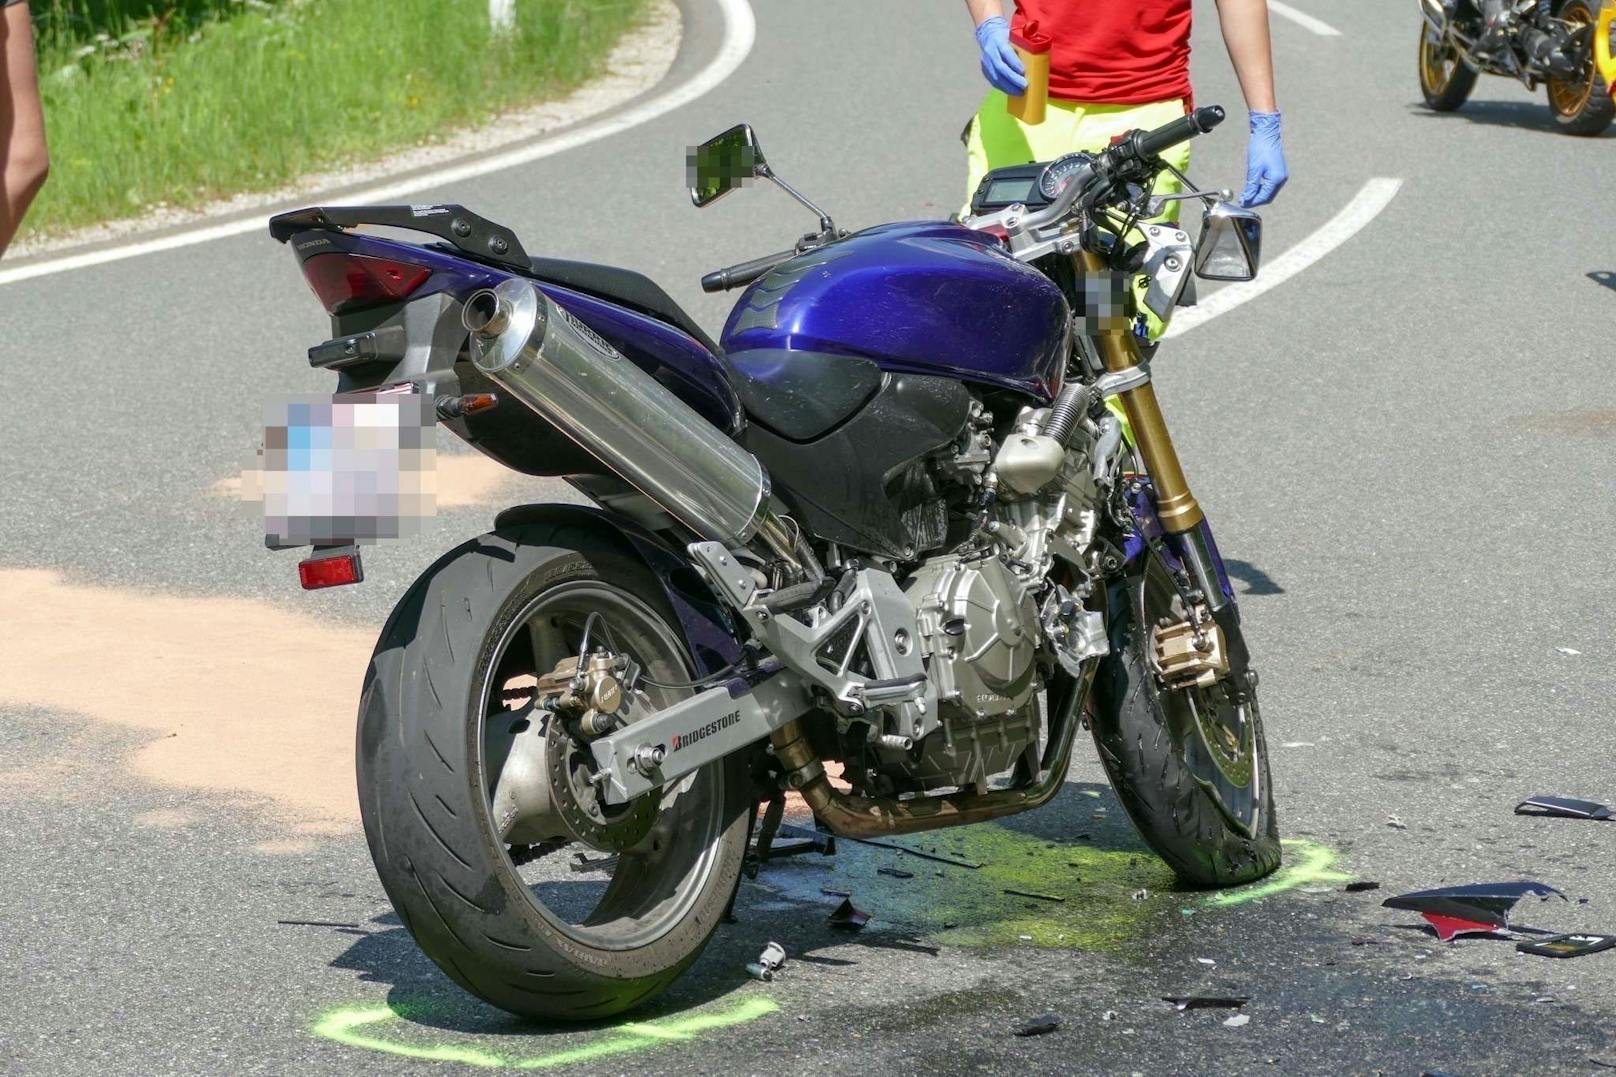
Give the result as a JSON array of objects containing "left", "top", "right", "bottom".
[
  {"left": 701, "top": 248, "right": 798, "bottom": 293},
  {"left": 1020, "top": 105, "right": 1227, "bottom": 235},
  {"left": 1132, "top": 105, "right": 1226, "bottom": 161}
]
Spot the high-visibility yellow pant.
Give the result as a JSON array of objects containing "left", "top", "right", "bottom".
[{"left": 962, "top": 93, "right": 1193, "bottom": 342}]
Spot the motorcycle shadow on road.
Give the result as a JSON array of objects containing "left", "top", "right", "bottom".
[{"left": 1408, "top": 99, "right": 1616, "bottom": 135}]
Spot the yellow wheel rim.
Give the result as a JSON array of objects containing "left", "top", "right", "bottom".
[
  {"left": 1549, "top": 1, "right": 1601, "bottom": 116},
  {"left": 1419, "top": 25, "right": 1462, "bottom": 94},
  {"left": 1596, "top": 3, "right": 1616, "bottom": 88}
]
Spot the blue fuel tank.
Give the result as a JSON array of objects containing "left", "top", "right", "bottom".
[{"left": 719, "top": 221, "right": 1070, "bottom": 402}]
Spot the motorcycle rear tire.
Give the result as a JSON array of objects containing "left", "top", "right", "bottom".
[
  {"left": 1419, "top": 25, "right": 1480, "bottom": 111},
  {"left": 356, "top": 523, "right": 750, "bottom": 1021},
  {"left": 1546, "top": 0, "right": 1616, "bottom": 135},
  {"left": 1089, "top": 551, "right": 1282, "bottom": 888}
]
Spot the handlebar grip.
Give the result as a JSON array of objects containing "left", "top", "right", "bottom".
[
  {"left": 1134, "top": 105, "right": 1226, "bottom": 160},
  {"left": 701, "top": 248, "right": 798, "bottom": 293}
]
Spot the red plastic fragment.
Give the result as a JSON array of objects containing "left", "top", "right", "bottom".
[{"left": 1422, "top": 912, "right": 1506, "bottom": 942}]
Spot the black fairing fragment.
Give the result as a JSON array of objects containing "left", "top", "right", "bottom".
[
  {"left": 1383, "top": 880, "right": 1566, "bottom": 937},
  {"left": 1515, "top": 795, "right": 1613, "bottom": 820},
  {"left": 744, "top": 373, "right": 972, "bottom": 560}
]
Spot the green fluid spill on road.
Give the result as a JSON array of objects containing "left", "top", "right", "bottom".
[
  {"left": 310, "top": 995, "right": 778, "bottom": 1069},
  {"left": 1203, "top": 839, "right": 1352, "bottom": 908},
  {"left": 758, "top": 826, "right": 1351, "bottom": 949}
]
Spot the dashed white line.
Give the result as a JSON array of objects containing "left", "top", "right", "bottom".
[
  {"left": 1166, "top": 178, "right": 1404, "bottom": 338},
  {"left": 1268, "top": 0, "right": 1343, "bottom": 37},
  {"left": 0, "top": 0, "right": 757, "bottom": 288}
]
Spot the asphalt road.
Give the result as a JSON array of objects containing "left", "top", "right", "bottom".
[{"left": 2, "top": 1, "right": 1615, "bottom": 1074}]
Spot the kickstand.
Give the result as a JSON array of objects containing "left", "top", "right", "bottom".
[
  {"left": 724, "top": 799, "right": 762, "bottom": 925},
  {"left": 752, "top": 792, "right": 787, "bottom": 870}
]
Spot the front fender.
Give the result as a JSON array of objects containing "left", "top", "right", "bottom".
[
  {"left": 492, "top": 503, "right": 744, "bottom": 677},
  {"left": 1118, "top": 477, "right": 1236, "bottom": 607}
]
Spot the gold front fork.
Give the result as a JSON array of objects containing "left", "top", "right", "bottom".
[{"left": 1078, "top": 250, "right": 1203, "bottom": 534}]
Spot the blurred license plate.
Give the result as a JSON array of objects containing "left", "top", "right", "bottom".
[{"left": 257, "top": 389, "right": 436, "bottom": 547}]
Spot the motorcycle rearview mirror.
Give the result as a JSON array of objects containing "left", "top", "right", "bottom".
[
  {"left": 1194, "top": 201, "right": 1263, "bottom": 283},
  {"left": 687, "top": 124, "right": 839, "bottom": 237},
  {"left": 688, "top": 124, "right": 766, "bottom": 208}
]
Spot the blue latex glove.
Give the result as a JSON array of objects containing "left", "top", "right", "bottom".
[
  {"left": 975, "top": 16, "right": 1027, "bottom": 96},
  {"left": 1241, "top": 110, "right": 1288, "bottom": 208}
]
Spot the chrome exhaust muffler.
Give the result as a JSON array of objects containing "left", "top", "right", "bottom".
[{"left": 465, "top": 279, "right": 795, "bottom": 561}]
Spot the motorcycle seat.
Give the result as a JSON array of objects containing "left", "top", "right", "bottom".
[
  {"left": 521, "top": 257, "right": 878, "bottom": 442},
  {"left": 523, "top": 256, "right": 723, "bottom": 358}
]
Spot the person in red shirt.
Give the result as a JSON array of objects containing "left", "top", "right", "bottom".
[{"left": 963, "top": 0, "right": 1286, "bottom": 212}]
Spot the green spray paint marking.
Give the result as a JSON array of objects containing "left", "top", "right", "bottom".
[
  {"left": 310, "top": 996, "right": 778, "bottom": 1070},
  {"left": 1202, "top": 839, "right": 1352, "bottom": 908}
]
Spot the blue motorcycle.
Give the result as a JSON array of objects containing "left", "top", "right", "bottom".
[{"left": 268, "top": 105, "right": 1276, "bottom": 1020}]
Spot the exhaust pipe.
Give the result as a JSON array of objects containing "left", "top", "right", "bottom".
[
  {"left": 465, "top": 279, "right": 794, "bottom": 559},
  {"left": 768, "top": 659, "right": 1094, "bottom": 838}
]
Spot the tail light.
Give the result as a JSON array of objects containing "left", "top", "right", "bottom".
[{"left": 301, "top": 253, "right": 431, "bottom": 315}]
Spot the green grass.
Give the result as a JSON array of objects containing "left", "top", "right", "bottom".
[{"left": 25, "top": 0, "right": 650, "bottom": 240}]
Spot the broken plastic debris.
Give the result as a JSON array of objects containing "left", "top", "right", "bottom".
[
  {"left": 1131, "top": 888, "right": 1149, "bottom": 902},
  {"left": 1163, "top": 995, "right": 1248, "bottom": 1011},
  {"left": 1555, "top": 646, "right": 1581, "bottom": 656},
  {"left": 1004, "top": 888, "right": 1064, "bottom": 903},
  {"left": 830, "top": 832, "right": 982, "bottom": 869},
  {"left": 1515, "top": 933, "right": 1616, "bottom": 959},
  {"left": 1281, "top": 742, "right": 1315, "bottom": 748},
  {"left": 1080, "top": 789, "right": 1101, "bottom": 798},
  {"left": 1514, "top": 795, "right": 1613, "bottom": 821},
  {"left": 1101, "top": 1010, "right": 1119, "bottom": 1022},
  {"left": 1223, "top": 1014, "right": 1250, "bottom": 1028},
  {"left": 1386, "top": 815, "right": 1408, "bottom": 830},
  {"left": 1195, "top": 958, "right": 1216, "bottom": 966},
  {"left": 828, "top": 898, "right": 870, "bottom": 931},
  {"left": 877, "top": 866, "right": 914, "bottom": 880},
  {"left": 1383, "top": 880, "right": 1566, "bottom": 941},
  {"left": 820, "top": 887, "right": 852, "bottom": 898},
  {"left": 1014, "top": 1013, "right": 1062, "bottom": 1037},
  {"left": 744, "top": 940, "right": 787, "bottom": 982},
  {"left": 1345, "top": 881, "right": 1382, "bottom": 893}
]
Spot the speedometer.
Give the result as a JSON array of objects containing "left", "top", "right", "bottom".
[{"left": 1037, "top": 152, "right": 1094, "bottom": 201}]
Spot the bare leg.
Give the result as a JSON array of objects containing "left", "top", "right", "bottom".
[{"left": 1, "top": 3, "right": 49, "bottom": 257}]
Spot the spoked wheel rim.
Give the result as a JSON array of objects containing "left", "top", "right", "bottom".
[
  {"left": 1548, "top": 2, "right": 1600, "bottom": 116},
  {"left": 1420, "top": 25, "right": 1464, "bottom": 93},
  {"left": 476, "top": 581, "right": 726, "bottom": 951},
  {"left": 1141, "top": 556, "right": 1264, "bottom": 837}
]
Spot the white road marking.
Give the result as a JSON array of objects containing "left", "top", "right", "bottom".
[
  {"left": 1165, "top": 177, "right": 1403, "bottom": 338},
  {"left": 0, "top": 0, "right": 757, "bottom": 289},
  {"left": 1267, "top": 0, "right": 1343, "bottom": 37}
]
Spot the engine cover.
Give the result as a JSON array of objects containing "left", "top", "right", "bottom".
[{"left": 908, "top": 555, "right": 1040, "bottom": 720}]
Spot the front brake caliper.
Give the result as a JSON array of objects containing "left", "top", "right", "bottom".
[{"left": 1151, "top": 616, "right": 1228, "bottom": 690}]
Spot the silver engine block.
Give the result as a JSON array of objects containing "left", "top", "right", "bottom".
[
  {"left": 908, "top": 555, "right": 1040, "bottom": 721},
  {"left": 871, "top": 404, "right": 1120, "bottom": 792}
]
